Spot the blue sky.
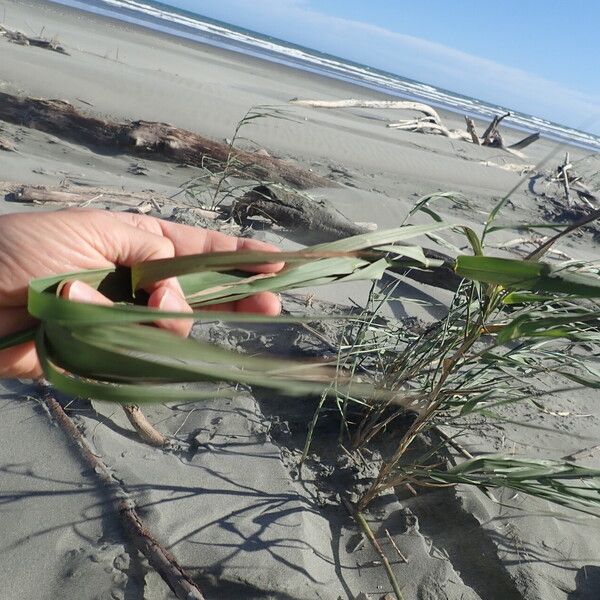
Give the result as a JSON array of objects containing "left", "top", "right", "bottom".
[{"left": 169, "top": 0, "right": 599, "bottom": 132}]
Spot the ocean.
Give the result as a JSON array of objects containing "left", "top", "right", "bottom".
[{"left": 48, "top": 0, "right": 600, "bottom": 151}]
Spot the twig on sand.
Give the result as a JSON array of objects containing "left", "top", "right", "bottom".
[
  {"left": 39, "top": 386, "right": 205, "bottom": 600},
  {"left": 384, "top": 529, "right": 409, "bottom": 564},
  {"left": 342, "top": 498, "right": 404, "bottom": 600},
  {"left": 122, "top": 404, "right": 168, "bottom": 447}
]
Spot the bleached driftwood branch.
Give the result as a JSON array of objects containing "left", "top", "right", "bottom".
[
  {"left": 290, "top": 98, "right": 442, "bottom": 124},
  {"left": 388, "top": 118, "right": 472, "bottom": 142}
]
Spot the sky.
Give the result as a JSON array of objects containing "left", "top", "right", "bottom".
[{"left": 165, "top": 0, "right": 600, "bottom": 134}]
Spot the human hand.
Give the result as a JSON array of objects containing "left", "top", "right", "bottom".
[{"left": 0, "top": 209, "right": 283, "bottom": 379}]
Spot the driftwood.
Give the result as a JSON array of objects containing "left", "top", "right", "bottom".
[
  {"left": 236, "top": 186, "right": 461, "bottom": 291},
  {"left": 558, "top": 151, "right": 573, "bottom": 205},
  {"left": 290, "top": 98, "right": 443, "bottom": 124},
  {"left": 509, "top": 131, "right": 540, "bottom": 151},
  {"left": 234, "top": 185, "right": 366, "bottom": 238},
  {"left": 294, "top": 98, "right": 540, "bottom": 157},
  {"left": 41, "top": 389, "right": 205, "bottom": 600},
  {"left": 482, "top": 111, "right": 511, "bottom": 145},
  {"left": 122, "top": 405, "right": 168, "bottom": 447},
  {"left": 0, "top": 24, "right": 69, "bottom": 55},
  {"left": 465, "top": 117, "right": 480, "bottom": 145},
  {"left": 0, "top": 92, "right": 335, "bottom": 190},
  {"left": 0, "top": 136, "right": 15, "bottom": 151},
  {"left": 388, "top": 118, "right": 472, "bottom": 142}
]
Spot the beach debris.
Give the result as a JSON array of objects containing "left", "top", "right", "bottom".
[
  {"left": 530, "top": 157, "right": 598, "bottom": 213},
  {"left": 478, "top": 160, "right": 535, "bottom": 175},
  {"left": 0, "top": 91, "right": 335, "bottom": 189},
  {"left": 233, "top": 184, "right": 366, "bottom": 238},
  {"left": 290, "top": 97, "right": 442, "bottom": 122},
  {"left": 0, "top": 136, "right": 15, "bottom": 151},
  {"left": 0, "top": 24, "right": 69, "bottom": 55},
  {"left": 7, "top": 183, "right": 165, "bottom": 208},
  {"left": 234, "top": 184, "right": 461, "bottom": 291},
  {"left": 122, "top": 404, "right": 168, "bottom": 446},
  {"left": 40, "top": 388, "right": 206, "bottom": 600},
  {"left": 127, "top": 162, "right": 149, "bottom": 176},
  {"left": 291, "top": 98, "right": 540, "bottom": 156},
  {"left": 553, "top": 151, "right": 596, "bottom": 208},
  {"left": 465, "top": 116, "right": 481, "bottom": 145}
]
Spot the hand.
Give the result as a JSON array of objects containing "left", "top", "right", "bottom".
[{"left": 0, "top": 209, "right": 283, "bottom": 379}]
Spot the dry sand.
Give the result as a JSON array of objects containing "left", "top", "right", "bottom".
[{"left": 1, "top": 1, "right": 600, "bottom": 598}]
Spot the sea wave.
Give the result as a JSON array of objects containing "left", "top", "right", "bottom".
[{"left": 50, "top": 0, "right": 600, "bottom": 151}]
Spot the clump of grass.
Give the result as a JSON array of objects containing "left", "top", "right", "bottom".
[{"left": 175, "top": 105, "right": 302, "bottom": 211}]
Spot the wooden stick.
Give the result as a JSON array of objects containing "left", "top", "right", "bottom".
[
  {"left": 122, "top": 405, "right": 168, "bottom": 446},
  {"left": 384, "top": 529, "right": 409, "bottom": 563},
  {"left": 40, "top": 388, "right": 205, "bottom": 600}
]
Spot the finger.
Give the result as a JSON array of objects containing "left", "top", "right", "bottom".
[
  {"left": 0, "top": 307, "right": 37, "bottom": 336},
  {"left": 0, "top": 343, "right": 42, "bottom": 380},
  {"left": 147, "top": 285, "right": 193, "bottom": 337},
  {"left": 64, "top": 279, "right": 193, "bottom": 337},
  {"left": 201, "top": 292, "right": 282, "bottom": 316},
  {"left": 111, "top": 213, "right": 284, "bottom": 273},
  {"left": 0, "top": 307, "right": 41, "bottom": 379},
  {"left": 62, "top": 280, "right": 114, "bottom": 306}
]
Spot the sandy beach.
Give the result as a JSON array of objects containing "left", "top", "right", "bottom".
[{"left": 1, "top": 1, "right": 600, "bottom": 599}]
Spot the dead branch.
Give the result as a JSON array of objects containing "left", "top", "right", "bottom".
[
  {"left": 0, "top": 92, "right": 335, "bottom": 189},
  {"left": 388, "top": 119, "right": 472, "bottom": 142},
  {"left": 40, "top": 388, "right": 205, "bottom": 600},
  {"left": 558, "top": 151, "right": 573, "bottom": 205},
  {"left": 481, "top": 112, "right": 511, "bottom": 145},
  {"left": 0, "top": 24, "right": 69, "bottom": 55},
  {"left": 509, "top": 132, "right": 540, "bottom": 150},
  {"left": 122, "top": 405, "right": 168, "bottom": 447},
  {"left": 464, "top": 117, "right": 480, "bottom": 145},
  {"left": 290, "top": 98, "right": 442, "bottom": 124}
]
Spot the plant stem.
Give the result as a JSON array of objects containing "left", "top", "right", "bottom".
[{"left": 343, "top": 498, "right": 404, "bottom": 600}]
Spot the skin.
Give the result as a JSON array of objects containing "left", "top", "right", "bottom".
[{"left": 0, "top": 209, "right": 283, "bottom": 379}]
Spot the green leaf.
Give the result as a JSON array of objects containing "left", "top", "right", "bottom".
[{"left": 455, "top": 256, "right": 600, "bottom": 297}]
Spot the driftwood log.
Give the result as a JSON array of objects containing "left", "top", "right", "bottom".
[
  {"left": 236, "top": 186, "right": 461, "bottom": 291},
  {"left": 234, "top": 185, "right": 365, "bottom": 238},
  {"left": 0, "top": 24, "right": 69, "bottom": 54},
  {"left": 290, "top": 98, "right": 443, "bottom": 124},
  {"left": 0, "top": 92, "right": 335, "bottom": 190}
]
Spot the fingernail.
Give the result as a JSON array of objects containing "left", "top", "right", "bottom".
[
  {"left": 158, "top": 288, "right": 189, "bottom": 312},
  {"left": 66, "top": 280, "right": 101, "bottom": 303}
]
